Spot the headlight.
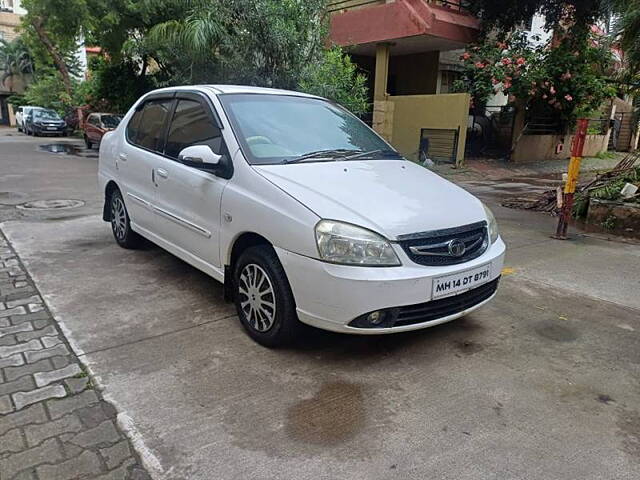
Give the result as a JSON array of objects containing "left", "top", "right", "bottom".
[
  {"left": 315, "top": 220, "right": 401, "bottom": 266},
  {"left": 482, "top": 203, "right": 499, "bottom": 244}
]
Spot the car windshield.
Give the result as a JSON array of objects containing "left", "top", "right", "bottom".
[
  {"left": 219, "top": 93, "right": 400, "bottom": 165},
  {"left": 34, "top": 110, "right": 61, "bottom": 121},
  {"left": 101, "top": 115, "right": 122, "bottom": 128}
]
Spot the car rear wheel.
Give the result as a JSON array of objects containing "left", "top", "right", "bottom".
[
  {"left": 84, "top": 135, "right": 92, "bottom": 149},
  {"left": 233, "top": 245, "right": 302, "bottom": 348},
  {"left": 109, "top": 189, "right": 143, "bottom": 249}
]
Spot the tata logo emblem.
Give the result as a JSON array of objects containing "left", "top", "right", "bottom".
[{"left": 447, "top": 239, "right": 466, "bottom": 257}]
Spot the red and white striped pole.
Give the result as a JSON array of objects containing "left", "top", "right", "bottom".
[{"left": 553, "top": 118, "right": 588, "bottom": 240}]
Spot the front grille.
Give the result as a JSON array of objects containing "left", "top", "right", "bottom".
[
  {"left": 397, "top": 221, "right": 488, "bottom": 266},
  {"left": 394, "top": 277, "right": 500, "bottom": 327}
]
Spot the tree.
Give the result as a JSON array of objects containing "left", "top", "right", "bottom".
[
  {"left": 20, "top": 0, "right": 92, "bottom": 96},
  {"left": 0, "top": 37, "right": 35, "bottom": 92}
]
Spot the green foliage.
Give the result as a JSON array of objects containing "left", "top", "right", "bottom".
[
  {"left": 79, "top": 57, "right": 153, "bottom": 113},
  {"left": 298, "top": 47, "right": 369, "bottom": 115},
  {"left": 601, "top": 214, "right": 617, "bottom": 230},
  {"left": 454, "top": 31, "right": 616, "bottom": 125},
  {"left": 469, "top": 1, "right": 613, "bottom": 39},
  {"left": 0, "top": 37, "right": 35, "bottom": 90},
  {"left": 21, "top": 72, "right": 74, "bottom": 113}
]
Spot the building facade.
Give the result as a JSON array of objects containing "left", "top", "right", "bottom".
[
  {"left": 329, "top": 0, "right": 480, "bottom": 165},
  {"left": 0, "top": 0, "right": 27, "bottom": 125}
]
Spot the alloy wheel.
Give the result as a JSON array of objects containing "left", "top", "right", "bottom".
[
  {"left": 238, "top": 263, "right": 276, "bottom": 332},
  {"left": 111, "top": 196, "right": 127, "bottom": 241}
]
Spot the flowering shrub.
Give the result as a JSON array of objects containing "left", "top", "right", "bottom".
[{"left": 454, "top": 31, "right": 616, "bottom": 126}]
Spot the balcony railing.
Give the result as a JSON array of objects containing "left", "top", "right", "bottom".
[
  {"left": 0, "top": 0, "right": 14, "bottom": 12},
  {"left": 328, "top": 0, "right": 472, "bottom": 14}
]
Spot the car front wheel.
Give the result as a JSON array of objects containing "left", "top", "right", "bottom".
[
  {"left": 109, "top": 189, "right": 142, "bottom": 249},
  {"left": 233, "top": 245, "right": 302, "bottom": 347}
]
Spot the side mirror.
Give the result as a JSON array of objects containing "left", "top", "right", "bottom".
[{"left": 178, "top": 145, "right": 222, "bottom": 170}]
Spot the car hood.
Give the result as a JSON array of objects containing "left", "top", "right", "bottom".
[{"left": 254, "top": 160, "right": 487, "bottom": 239}]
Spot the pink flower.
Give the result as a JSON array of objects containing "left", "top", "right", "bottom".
[
  {"left": 516, "top": 57, "right": 526, "bottom": 65},
  {"left": 550, "top": 86, "right": 556, "bottom": 94},
  {"left": 475, "top": 62, "right": 486, "bottom": 69},
  {"left": 503, "top": 81, "right": 512, "bottom": 89},
  {"left": 564, "top": 94, "right": 573, "bottom": 101},
  {"left": 491, "top": 77, "right": 499, "bottom": 85},
  {"left": 501, "top": 58, "right": 512, "bottom": 65},
  {"left": 461, "top": 52, "right": 471, "bottom": 60},
  {"left": 561, "top": 72, "right": 572, "bottom": 80},
  {"left": 497, "top": 42, "right": 507, "bottom": 50},
  {"left": 542, "top": 94, "right": 548, "bottom": 99}
]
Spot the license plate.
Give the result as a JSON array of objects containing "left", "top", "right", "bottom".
[
  {"left": 46, "top": 127, "right": 58, "bottom": 130},
  {"left": 432, "top": 264, "right": 492, "bottom": 300}
]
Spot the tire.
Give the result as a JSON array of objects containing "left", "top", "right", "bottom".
[
  {"left": 17, "top": 126, "right": 22, "bottom": 133},
  {"left": 233, "top": 245, "right": 302, "bottom": 348},
  {"left": 109, "top": 189, "right": 143, "bottom": 249},
  {"left": 84, "top": 135, "right": 92, "bottom": 149}
]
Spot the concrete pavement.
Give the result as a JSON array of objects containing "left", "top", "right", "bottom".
[{"left": 1, "top": 133, "right": 639, "bottom": 479}]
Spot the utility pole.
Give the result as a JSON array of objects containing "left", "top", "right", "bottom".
[{"left": 553, "top": 118, "right": 589, "bottom": 240}]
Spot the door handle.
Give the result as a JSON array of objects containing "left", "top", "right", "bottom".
[
  {"left": 156, "top": 168, "right": 168, "bottom": 179},
  {"left": 118, "top": 153, "right": 127, "bottom": 161}
]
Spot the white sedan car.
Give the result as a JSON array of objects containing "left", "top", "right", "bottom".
[{"left": 98, "top": 85, "right": 505, "bottom": 347}]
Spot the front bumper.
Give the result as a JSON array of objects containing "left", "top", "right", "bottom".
[
  {"left": 33, "top": 125, "right": 66, "bottom": 135},
  {"left": 275, "top": 237, "right": 506, "bottom": 334}
]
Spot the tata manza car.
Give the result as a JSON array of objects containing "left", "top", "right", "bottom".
[{"left": 98, "top": 85, "right": 506, "bottom": 347}]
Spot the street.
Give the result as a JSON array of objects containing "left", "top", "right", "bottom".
[{"left": 2, "top": 131, "right": 640, "bottom": 479}]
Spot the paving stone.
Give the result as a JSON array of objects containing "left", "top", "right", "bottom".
[
  {"left": 3, "top": 290, "right": 37, "bottom": 302},
  {"left": 0, "top": 426, "right": 26, "bottom": 454},
  {"left": 47, "top": 390, "right": 99, "bottom": 419},
  {"left": 33, "top": 319, "right": 50, "bottom": 329},
  {"left": 0, "top": 375, "right": 35, "bottom": 397},
  {"left": 51, "top": 355, "right": 71, "bottom": 369},
  {"left": 5, "top": 295, "right": 41, "bottom": 309},
  {"left": 0, "top": 318, "right": 9, "bottom": 327},
  {"left": 100, "top": 440, "right": 132, "bottom": 469},
  {"left": 0, "top": 306, "right": 27, "bottom": 319},
  {"left": 69, "top": 419, "right": 121, "bottom": 448},
  {"left": 36, "top": 450, "right": 103, "bottom": 480},
  {"left": 97, "top": 459, "right": 136, "bottom": 480},
  {"left": 0, "top": 353, "right": 24, "bottom": 369},
  {"left": 128, "top": 465, "right": 153, "bottom": 480},
  {"left": 24, "top": 343, "right": 68, "bottom": 363},
  {"left": 28, "top": 303, "right": 44, "bottom": 313},
  {"left": 11, "top": 470, "right": 37, "bottom": 480},
  {"left": 4, "top": 358, "right": 52, "bottom": 382},
  {"left": 0, "top": 394, "right": 13, "bottom": 414},
  {"left": 64, "top": 376, "right": 89, "bottom": 394},
  {"left": 0, "top": 339, "right": 42, "bottom": 359},
  {"left": 11, "top": 311, "right": 49, "bottom": 325},
  {"left": 0, "top": 322, "right": 32, "bottom": 337},
  {"left": 0, "top": 403, "right": 47, "bottom": 436},
  {"left": 0, "top": 334, "right": 17, "bottom": 346},
  {"left": 34, "top": 363, "right": 81, "bottom": 387},
  {"left": 13, "top": 384, "right": 66, "bottom": 410},
  {"left": 42, "top": 335, "right": 63, "bottom": 348},
  {"left": 0, "top": 438, "right": 63, "bottom": 479},
  {"left": 16, "top": 325, "right": 56, "bottom": 342},
  {"left": 24, "top": 413, "right": 83, "bottom": 446},
  {"left": 14, "top": 281, "right": 28, "bottom": 288},
  {"left": 77, "top": 401, "right": 118, "bottom": 429}
]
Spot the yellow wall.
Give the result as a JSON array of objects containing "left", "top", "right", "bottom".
[{"left": 383, "top": 93, "right": 470, "bottom": 165}]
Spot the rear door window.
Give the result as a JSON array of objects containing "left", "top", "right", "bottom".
[
  {"left": 164, "top": 99, "right": 224, "bottom": 159},
  {"left": 127, "top": 99, "right": 174, "bottom": 153}
]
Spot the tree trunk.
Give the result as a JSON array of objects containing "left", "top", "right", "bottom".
[{"left": 31, "top": 17, "right": 73, "bottom": 97}]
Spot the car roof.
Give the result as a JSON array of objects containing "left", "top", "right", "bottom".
[{"left": 145, "top": 85, "right": 321, "bottom": 100}]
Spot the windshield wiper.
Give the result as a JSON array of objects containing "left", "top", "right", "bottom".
[
  {"left": 283, "top": 149, "right": 359, "bottom": 164},
  {"left": 342, "top": 149, "right": 402, "bottom": 160}
]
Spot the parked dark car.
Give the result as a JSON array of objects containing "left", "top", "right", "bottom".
[
  {"left": 83, "top": 113, "right": 123, "bottom": 149},
  {"left": 25, "top": 108, "right": 68, "bottom": 137}
]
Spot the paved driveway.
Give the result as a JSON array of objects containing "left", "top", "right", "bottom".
[{"left": 2, "top": 133, "right": 640, "bottom": 479}]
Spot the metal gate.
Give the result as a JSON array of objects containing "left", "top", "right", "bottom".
[
  {"left": 419, "top": 128, "right": 459, "bottom": 164},
  {"left": 465, "top": 105, "right": 516, "bottom": 159},
  {"left": 609, "top": 112, "right": 634, "bottom": 151}
]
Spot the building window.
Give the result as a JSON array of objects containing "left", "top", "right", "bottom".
[
  {"left": 439, "top": 70, "right": 461, "bottom": 94},
  {"left": 0, "top": 0, "right": 14, "bottom": 12}
]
